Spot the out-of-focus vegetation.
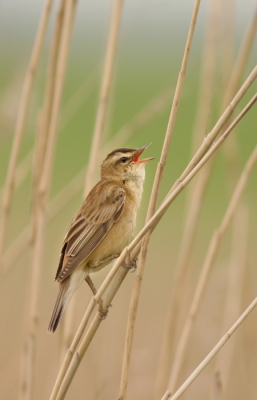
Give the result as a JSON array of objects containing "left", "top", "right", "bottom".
[{"left": 0, "top": 1, "right": 257, "bottom": 399}]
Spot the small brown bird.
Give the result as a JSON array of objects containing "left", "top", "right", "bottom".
[{"left": 48, "top": 144, "right": 153, "bottom": 332}]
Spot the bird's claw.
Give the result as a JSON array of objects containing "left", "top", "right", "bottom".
[{"left": 122, "top": 257, "right": 138, "bottom": 272}]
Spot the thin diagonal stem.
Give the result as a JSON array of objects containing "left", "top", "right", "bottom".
[
  {"left": 49, "top": 87, "right": 257, "bottom": 400},
  {"left": 83, "top": 0, "right": 124, "bottom": 197},
  {"left": 118, "top": 0, "right": 202, "bottom": 398},
  {"left": 0, "top": 0, "right": 54, "bottom": 284},
  {"left": 167, "top": 144, "right": 257, "bottom": 393},
  {"left": 161, "top": 296, "right": 257, "bottom": 400}
]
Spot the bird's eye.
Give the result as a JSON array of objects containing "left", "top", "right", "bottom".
[{"left": 120, "top": 157, "right": 127, "bottom": 163}]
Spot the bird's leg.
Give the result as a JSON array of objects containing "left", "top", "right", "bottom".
[
  {"left": 85, "top": 275, "right": 97, "bottom": 295},
  {"left": 85, "top": 275, "right": 111, "bottom": 320},
  {"left": 122, "top": 257, "right": 138, "bottom": 272}
]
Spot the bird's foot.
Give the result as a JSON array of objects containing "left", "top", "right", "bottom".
[{"left": 122, "top": 257, "right": 138, "bottom": 273}]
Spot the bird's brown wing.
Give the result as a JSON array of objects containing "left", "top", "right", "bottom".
[{"left": 55, "top": 182, "right": 126, "bottom": 282}]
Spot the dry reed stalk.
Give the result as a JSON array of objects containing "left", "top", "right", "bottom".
[
  {"left": 211, "top": 207, "right": 248, "bottom": 397},
  {"left": 110, "top": 94, "right": 257, "bottom": 256},
  {"left": 19, "top": 1, "right": 77, "bottom": 399},
  {"left": 154, "top": 0, "right": 221, "bottom": 393},
  {"left": 50, "top": 11, "right": 256, "bottom": 400},
  {"left": 219, "top": 0, "right": 235, "bottom": 96},
  {"left": 103, "top": 87, "right": 173, "bottom": 162},
  {"left": 83, "top": 0, "right": 124, "bottom": 197},
  {"left": 118, "top": 0, "right": 202, "bottom": 398},
  {"left": 0, "top": 0, "right": 54, "bottom": 283},
  {"left": 60, "top": 0, "right": 124, "bottom": 360},
  {"left": 49, "top": 71, "right": 257, "bottom": 400},
  {"left": 164, "top": 103, "right": 257, "bottom": 394},
  {"left": 0, "top": 72, "right": 94, "bottom": 209},
  {"left": 0, "top": 151, "right": 33, "bottom": 201},
  {"left": 161, "top": 296, "right": 257, "bottom": 400},
  {"left": 192, "top": 0, "right": 221, "bottom": 151},
  {"left": 55, "top": 262, "right": 130, "bottom": 400},
  {"left": 3, "top": 169, "right": 84, "bottom": 277},
  {"left": 223, "top": 6, "right": 257, "bottom": 110},
  {"left": 242, "top": 257, "right": 257, "bottom": 400},
  {"left": 3, "top": 87, "right": 172, "bottom": 277},
  {"left": 155, "top": 53, "right": 257, "bottom": 394},
  {"left": 35, "top": 0, "right": 67, "bottom": 176},
  {"left": 222, "top": 4, "right": 257, "bottom": 178},
  {"left": 171, "top": 66, "right": 257, "bottom": 190}
]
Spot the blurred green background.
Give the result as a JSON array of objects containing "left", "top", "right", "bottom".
[{"left": 0, "top": 0, "right": 257, "bottom": 399}]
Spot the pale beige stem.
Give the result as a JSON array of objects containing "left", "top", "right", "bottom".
[
  {"left": 161, "top": 296, "right": 257, "bottom": 400},
  {"left": 60, "top": 0, "right": 124, "bottom": 362},
  {"left": 169, "top": 65, "right": 257, "bottom": 193},
  {"left": 118, "top": 0, "right": 202, "bottom": 398},
  {"left": 39, "top": 0, "right": 76, "bottom": 196},
  {"left": 55, "top": 264, "right": 129, "bottom": 400},
  {"left": 156, "top": 18, "right": 257, "bottom": 395},
  {"left": 0, "top": 0, "right": 54, "bottom": 282},
  {"left": 49, "top": 94, "right": 256, "bottom": 400},
  {"left": 19, "top": 2, "right": 77, "bottom": 399},
  {"left": 83, "top": 0, "right": 124, "bottom": 197},
  {"left": 154, "top": 1, "right": 221, "bottom": 393},
  {"left": 103, "top": 87, "right": 173, "bottom": 160},
  {"left": 223, "top": 6, "right": 257, "bottom": 108},
  {"left": 219, "top": 0, "right": 235, "bottom": 96},
  {"left": 0, "top": 151, "right": 33, "bottom": 201},
  {"left": 212, "top": 206, "right": 248, "bottom": 397},
  {"left": 167, "top": 145, "right": 257, "bottom": 393},
  {"left": 222, "top": 4, "right": 257, "bottom": 178},
  {"left": 192, "top": 0, "right": 221, "bottom": 151}
]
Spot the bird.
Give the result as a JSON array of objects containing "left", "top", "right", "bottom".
[{"left": 48, "top": 143, "right": 154, "bottom": 332}]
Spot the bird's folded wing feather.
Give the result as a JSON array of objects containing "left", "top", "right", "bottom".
[{"left": 56, "top": 183, "right": 126, "bottom": 282}]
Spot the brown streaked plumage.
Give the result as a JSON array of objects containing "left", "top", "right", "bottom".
[{"left": 48, "top": 144, "right": 154, "bottom": 332}]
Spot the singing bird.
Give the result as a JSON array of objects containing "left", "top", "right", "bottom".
[{"left": 48, "top": 144, "right": 153, "bottom": 332}]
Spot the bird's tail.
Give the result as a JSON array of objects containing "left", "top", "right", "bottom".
[
  {"left": 48, "top": 269, "right": 86, "bottom": 333},
  {"left": 48, "top": 279, "right": 69, "bottom": 333}
]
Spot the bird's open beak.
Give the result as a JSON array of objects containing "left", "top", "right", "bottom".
[{"left": 131, "top": 143, "right": 155, "bottom": 163}]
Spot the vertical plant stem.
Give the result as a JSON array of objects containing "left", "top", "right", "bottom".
[
  {"left": 223, "top": 6, "right": 257, "bottom": 109},
  {"left": 83, "top": 0, "right": 124, "bottom": 197},
  {"left": 18, "top": 1, "right": 77, "bottom": 399},
  {"left": 0, "top": 0, "right": 54, "bottom": 283},
  {"left": 212, "top": 206, "right": 248, "bottom": 397},
  {"left": 166, "top": 146, "right": 257, "bottom": 394},
  {"left": 192, "top": 0, "right": 221, "bottom": 151},
  {"left": 50, "top": 93, "right": 256, "bottom": 400},
  {"left": 165, "top": 64, "right": 257, "bottom": 198},
  {"left": 60, "top": 0, "right": 124, "bottom": 361},
  {"left": 161, "top": 296, "right": 257, "bottom": 400},
  {"left": 154, "top": 0, "right": 220, "bottom": 393},
  {"left": 155, "top": 23, "right": 257, "bottom": 392},
  {"left": 55, "top": 265, "right": 130, "bottom": 400},
  {"left": 118, "top": 1, "right": 202, "bottom": 398}
]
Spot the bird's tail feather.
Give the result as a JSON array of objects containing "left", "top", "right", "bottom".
[
  {"left": 48, "top": 280, "right": 69, "bottom": 333},
  {"left": 48, "top": 269, "right": 86, "bottom": 333}
]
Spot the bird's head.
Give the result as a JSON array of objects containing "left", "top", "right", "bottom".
[{"left": 101, "top": 143, "right": 154, "bottom": 183}]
